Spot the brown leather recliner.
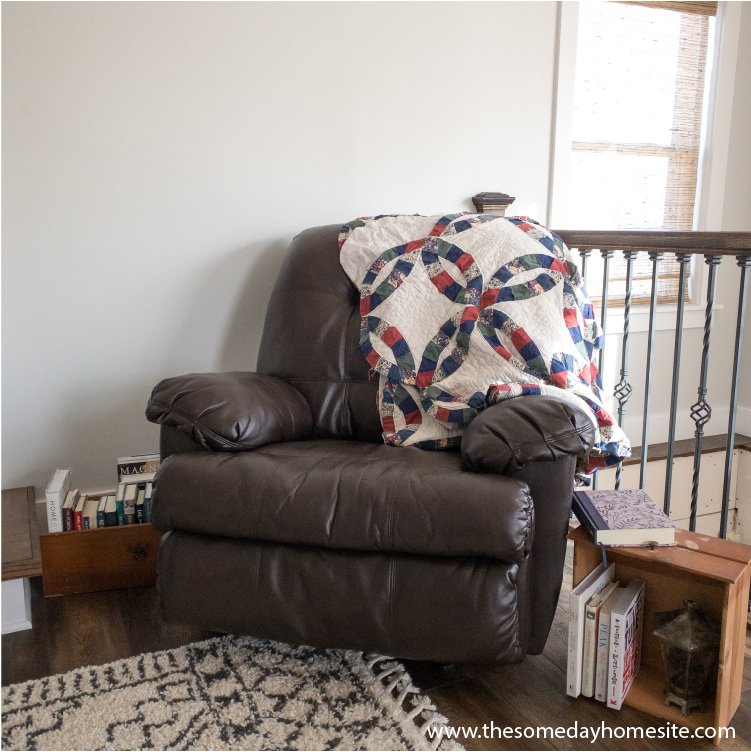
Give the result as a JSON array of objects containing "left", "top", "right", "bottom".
[{"left": 146, "top": 223, "right": 596, "bottom": 664}]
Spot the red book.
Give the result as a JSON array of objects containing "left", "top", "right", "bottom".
[
  {"left": 73, "top": 494, "right": 87, "bottom": 531},
  {"left": 608, "top": 579, "right": 645, "bottom": 710}
]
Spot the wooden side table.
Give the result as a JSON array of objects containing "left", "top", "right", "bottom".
[
  {"left": 2, "top": 486, "right": 41, "bottom": 634},
  {"left": 2, "top": 486, "right": 41, "bottom": 581},
  {"left": 568, "top": 525, "right": 751, "bottom": 743}
]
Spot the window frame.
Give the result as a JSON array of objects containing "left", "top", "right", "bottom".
[{"left": 547, "top": 0, "right": 742, "bottom": 315}]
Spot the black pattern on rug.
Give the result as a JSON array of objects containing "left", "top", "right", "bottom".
[{"left": 1, "top": 635, "right": 462, "bottom": 751}]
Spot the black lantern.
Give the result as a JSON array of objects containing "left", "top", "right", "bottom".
[{"left": 653, "top": 600, "right": 721, "bottom": 715}]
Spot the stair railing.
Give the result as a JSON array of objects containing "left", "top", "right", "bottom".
[{"left": 553, "top": 230, "right": 751, "bottom": 536}]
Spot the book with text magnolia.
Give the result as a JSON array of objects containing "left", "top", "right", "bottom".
[
  {"left": 572, "top": 489, "right": 675, "bottom": 546},
  {"left": 608, "top": 579, "right": 645, "bottom": 710},
  {"left": 117, "top": 454, "right": 160, "bottom": 483},
  {"left": 567, "top": 561, "right": 615, "bottom": 697}
]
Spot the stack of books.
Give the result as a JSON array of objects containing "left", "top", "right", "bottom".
[
  {"left": 572, "top": 488, "right": 676, "bottom": 548},
  {"left": 567, "top": 562, "right": 645, "bottom": 709},
  {"left": 567, "top": 488, "right": 672, "bottom": 709},
  {"left": 60, "top": 481, "right": 154, "bottom": 531},
  {"left": 46, "top": 453, "right": 159, "bottom": 533}
]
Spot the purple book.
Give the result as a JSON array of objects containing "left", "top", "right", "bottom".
[{"left": 573, "top": 489, "right": 675, "bottom": 547}]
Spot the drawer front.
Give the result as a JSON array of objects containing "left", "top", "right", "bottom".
[{"left": 40, "top": 524, "right": 164, "bottom": 597}]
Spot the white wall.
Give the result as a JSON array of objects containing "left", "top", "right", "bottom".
[{"left": 3, "top": 1, "right": 559, "bottom": 495}]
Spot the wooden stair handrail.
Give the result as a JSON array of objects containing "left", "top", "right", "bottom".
[{"left": 551, "top": 230, "right": 751, "bottom": 254}]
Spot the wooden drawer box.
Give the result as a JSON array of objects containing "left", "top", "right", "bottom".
[
  {"left": 40, "top": 522, "right": 164, "bottom": 597},
  {"left": 568, "top": 525, "right": 751, "bottom": 744}
]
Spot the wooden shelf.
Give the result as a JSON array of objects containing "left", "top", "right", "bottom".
[
  {"left": 625, "top": 664, "right": 716, "bottom": 731},
  {"left": 40, "top": 516, "right": 163, "bottom": 597},
  {"left": 568, "top": 525, "right": 751, "bottom": 744}
]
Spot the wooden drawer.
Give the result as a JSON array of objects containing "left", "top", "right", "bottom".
[
  {"left": 40, "top": 523, "right": 164, "bottom": 597},
  {"left": 568, "top": 525, "right": 751, "bottom": 744}
]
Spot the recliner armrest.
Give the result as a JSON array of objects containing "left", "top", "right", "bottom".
[
  {"left": 461, "top": 394, "right": 596, "bottom": 475},
  {"left": 146, "top": 372, "right": 313, "bottom": 452}
]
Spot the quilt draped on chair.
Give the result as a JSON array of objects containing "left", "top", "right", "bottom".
[{"left": 338, "top": 213, "right": 630, "bottom": 482}]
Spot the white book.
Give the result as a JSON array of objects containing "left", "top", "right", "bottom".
[
  {"left": 82, "top": 497, "right": 99, "bottom": 529},
  {"left": 567, "top": 561, "right": 615, "bottom": 698},
  {"left": 45, "top": 468, "right": 71, "bottom": 533},
  {"left": 123, "top": 483, "right": 137, "bottom": 525},
  {"left": 582, "top": 581, "right": 618, "bottom": 698},
  {"left": 608, "top": 579, "right": 645, "bottom": 710},
  {"left": 595, "top": 585, "right": 624, "bottom": 701}
]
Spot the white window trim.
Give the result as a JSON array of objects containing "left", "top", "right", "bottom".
[
  {"left": 548, "top": 0, "right": 741, "bottom": 322},
  {"left": 603, "top": 303, "right": 722, "bottom": 334}
]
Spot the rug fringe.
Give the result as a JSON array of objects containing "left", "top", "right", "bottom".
[{"left": 365, "top": 655, "right": 461, "bottom": 751}]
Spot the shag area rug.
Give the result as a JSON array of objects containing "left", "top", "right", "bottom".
[{"left": 2, "top": 635, "right": 462, "bottom": 751}]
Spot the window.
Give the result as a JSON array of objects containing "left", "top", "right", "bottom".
[{"left": 567, "top": 1, "right": 716, "bottom": 306}]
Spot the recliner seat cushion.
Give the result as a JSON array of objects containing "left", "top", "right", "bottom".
[
  {"left": 152, "top": 439, "right": 533, "bottom": 562},
  {"left": 158, "top": 530, "right": 528, "bottom": 664}
]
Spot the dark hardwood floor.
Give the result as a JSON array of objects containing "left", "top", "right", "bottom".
[{"left": 3, "top": 543, "right": 751, "bottom": 751}]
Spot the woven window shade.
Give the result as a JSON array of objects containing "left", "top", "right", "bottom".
[
  {"left": 614, "top": 1, "right": 717, "bottom": 16},
  {"left": 582, "top": 252, "right": 686, "bottom": 306},
  {"left": 570, "top": 2, "right": 711, "bottom": 306}
]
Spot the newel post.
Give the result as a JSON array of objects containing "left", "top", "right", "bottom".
[{"left": 472, "top": 192, "right": 515, "bottom": 217}]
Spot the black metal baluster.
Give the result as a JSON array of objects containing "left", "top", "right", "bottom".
[
  {"left": 579, "top": 248, "right": 592, "bottom": 282},
  {"left": 614, "top": 251, "right": 636, "bottom": 490},
  {"left": 689, "top": 255, "right": 722, "bottom": 532},
  {"left": 599, "top": 250, "right": 615, "bottom": 377},
  {"left": 578, "top": 248, "right": 596, "bottom": 488},
  {"left": 719, "top": 253, "right": 751, "bottom": 537},
  {"left": 592, "top": 250, "right": 615, "bottom": 492},
  {"left": 640, "top": 252, "right": 663, "bottom": 489},
  {"left": 663, "top": 253, "right": 691, "bottom": 516}
]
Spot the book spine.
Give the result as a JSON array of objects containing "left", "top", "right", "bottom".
[
  {"left": 97, "top": 508, "right": 106, "bottom": 528},
  {"left": 609, "top": 612, "right": 625, "bottom": 710},
  {"left": 572, "top": 493, "right": 605, "bottom": 545},
  {"left": 595, "top": 612, "right": 611, "bottom": 702},
  {"left": 582, "top": 608, "right": 597, "bottom": 697},
  {"left": 566, "top": 593, "right": 581, "bottom": 697},
  {"left": 62, "top": 505, "right": 74, "bottom": 532},
  {"left": 144, "top": 483, "right": 152, "bottom": 524},
  {"left": 136, "top": 503, "right": 144, "bottom": 524},
  {"left": 105, "top": 510, "right": 117, "bottom": 527},
  {"left": 116, "top": 498, "right": 124, "bottom": 526},
  {"left": 46, "top": 493, "right": 63, "bottom": 533},
  {"left": 622, "top": 590, "right": 645, "bottom": 700},
  {"left": 74, "top": 508, "right": 83, "bottom": 531},
  {"left": 83, "top": 516, "right": 90, "bottom": 530}
]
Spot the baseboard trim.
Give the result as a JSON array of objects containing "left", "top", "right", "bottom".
[
  {"left": 2, "top": 619, "right": 33, "bottom": 635},
  {"left": 621, "top": 406, "right": 751, "bottom": 448}
]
